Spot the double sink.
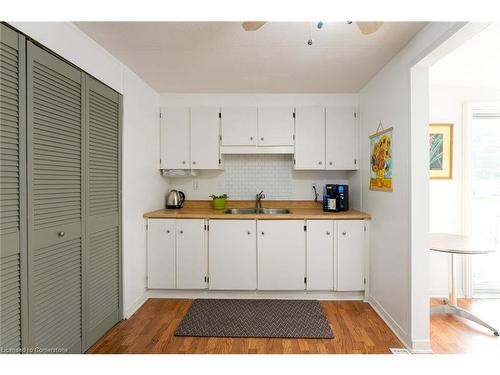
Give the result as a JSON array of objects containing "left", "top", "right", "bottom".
[{"left": 224, "top": 208, "right": 291, "bottom": 215}]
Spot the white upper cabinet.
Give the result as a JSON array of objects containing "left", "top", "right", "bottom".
[
  {"left": 294, "top": 107, "right": 325, "bottom": 169},
  {"left": 306, "top": 220, "right": 334, "bottom": 291},
  {"left": 257, "top": 220, "right": 306, "bottom": 290},
  {"left": 258, "top": 107, "right": 295, "bottom": 146},
  {"left": 220, "top": 107, "right": 258, "bottom": 146},
  {"left": 160, "top": 107, "right": 190, "bottom": 169},
  {"left": 190, "top": 107, "right": 220, "bottom": 169},
  {"left": 326, "top": 107, "right": 358, "bottom": 170},
  {"left": 335, "top": 220, "right": 365, "bottom": 291}
]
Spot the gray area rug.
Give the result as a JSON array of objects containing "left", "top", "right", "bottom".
[{"left": 174, "top": 299, "right": 334, "bottom": 339}]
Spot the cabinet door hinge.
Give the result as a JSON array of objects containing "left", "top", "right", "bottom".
[
  {"left": 354, "top": 112, "right": 357, "bottom": 118},
  {"left": 304, "top": 277, "right": 307, "bottom": 284},
  {"left": 219, "top": 112, "right": 221, "bottom": 119},
  {"left": 293, "top": 134, "right": 295, "bottom": 141},
  {"left": 354, "top": 159, "right": 357, "bottom": 165},
  {"left": 303, "top": 225, "right": 307, "bottom": 231},
  {"left": 364, "top": 278, "right": 367, "bottom": 285},
  {"left": 364, "top": 225, "right": 367, "bottom": 232},
  {"left": 160, "top": 112, "right": 162, "bottom": 119},
  {"left": 218, "top": 158, "right": 221, "bottom": 165},
  {"left": 294, "top": 159, "right": 296, "bottom": 165},
  {"left": 219, "top": 135, "right": 222, "bottom": 141},
  {"left": 293, "top": 112, "right": 296, "bottom": 119}
]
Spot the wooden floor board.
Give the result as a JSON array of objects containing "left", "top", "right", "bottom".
[
  {"left": 86, "top": 297, "right": 500, "bottom": 354},
  {"left": 87, "top": 299, "right": 402, "bottom": 354},
  {"left": 430, "top": 298, "right": 500, "bottom": 354}
]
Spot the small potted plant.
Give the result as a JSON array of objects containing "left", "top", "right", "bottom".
[{"left": 209, "top": 194, "right": 228, "bottom": 210}]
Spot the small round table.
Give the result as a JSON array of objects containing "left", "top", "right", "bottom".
[{"left": 430, "top": 233, "right": 499, "bottom": 336}]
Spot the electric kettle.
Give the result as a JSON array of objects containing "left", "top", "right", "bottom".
[{"left": 166, "top": 190, "right": 185, "bottom": 209}]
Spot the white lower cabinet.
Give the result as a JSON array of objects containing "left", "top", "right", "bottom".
[
  {"left": 257, "top": 220, "right": 306, "bottom": 290},
  {"left": 147, "top": 218, "right": 366, "bottom": 292},
  {"left": 176, "top": 219, "right": 207, "bottom": 289},
  {"left": 208, "top": 220, "right": 257, "bottom": 290},
  {"left": 335, "top": 220, "right": 365, "bottom": 291},
  {"left": 147, "top": 219, "right": 176, "bottom": 289},
  {"left": 306, "top": 220, "right": 334, "bottom": 290}
]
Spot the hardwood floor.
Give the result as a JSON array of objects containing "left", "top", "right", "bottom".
[
  {"left": 430, "top": 298, "right": 500, "bottom": 354},
  {"left": 86, "top": 299, "right": 403, "bottom": 354},
  {"left": 87, "top": 297, "right": 500, "bottom": 354}
]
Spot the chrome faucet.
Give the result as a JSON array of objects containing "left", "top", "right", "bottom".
[{"left": 256, "top": 191, "right": 265, "bottom": 209}]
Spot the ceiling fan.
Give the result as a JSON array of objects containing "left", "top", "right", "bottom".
[{"left": 241, "top": 21, "right": 384, "bottom": 35}]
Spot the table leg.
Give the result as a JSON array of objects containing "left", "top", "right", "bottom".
[
  {"left": 431, "top": 253, "right": 499, "bottom": 336},
  {"left": 449, "top": 253, "right": 457, "bottom": 306}
]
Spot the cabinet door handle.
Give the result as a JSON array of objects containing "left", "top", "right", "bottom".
[
  {"left": 261, "top": 231, "right": 264, "bottom": 235},
  {"left": 179, "top": 230, "right": 184, "bottom": 234},
  {"left": 329, "top": 161, "right": 333, "bottom": 166},
  {"left": 250, "top": 136, "right": 254, "bottom": 141},
  {"left": 318, "top": 161, "right": 322, "bottom": 165},
  {"left": 342, "top": 231, "right": 347, "bottom": 236},
  {"left": 58, "top": 231, "right": 65, "bottom": 237},
  {"left": 166, "top": 230, "right": 170, "bottom": 234},
  {"left": 247, "top": 231, "right": 251, "bottom": 235},
  {"left": 192, "top": 161, "right": 196, "bottom": 165},
  {"left": 182, "top": 161, "right": 186, "bottom": 165},
  {"left": 260, "top": 137, "right": 264, "bottom": 141},
  {"left": 326, "top": 231, "right": 330, "bottom": 235}
]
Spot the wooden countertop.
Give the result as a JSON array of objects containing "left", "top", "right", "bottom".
[{"left": 143, "top": 200, "right": 371, "bottom": 220}]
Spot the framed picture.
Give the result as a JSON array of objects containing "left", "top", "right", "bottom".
[
  {"left": 429, "top": 123, "right": 453, "bottom": 179},
  {"left": 369, "top": 127, "right": 393, "bottom": 192}
]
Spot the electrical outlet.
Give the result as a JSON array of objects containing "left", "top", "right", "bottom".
[{"left": 193, "top": 179, "right": 199, "bottom": 191}]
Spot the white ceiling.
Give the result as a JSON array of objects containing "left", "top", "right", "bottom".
[
  {"left": 74, "top": 22, "right": 426, "bottom": 93},
  {"left": 430, "top": 22, "right": 500, "bottom": 89}
]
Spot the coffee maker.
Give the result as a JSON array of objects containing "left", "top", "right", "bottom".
[{"left": 323, "top": 184, "right": 349, "bottom": 212}]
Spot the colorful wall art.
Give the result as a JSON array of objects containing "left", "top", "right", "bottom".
[{"left": 370, "top": 127, "right": 393, "bottom": 191}]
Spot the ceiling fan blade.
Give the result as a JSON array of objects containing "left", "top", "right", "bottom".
[
  {"left": 242, "top": 22, "right": 267, "bottom": 31},
  {"left": 356, "top": 22, "right": 384, "bottom": 35}
]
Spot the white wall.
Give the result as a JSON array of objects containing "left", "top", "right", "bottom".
[
  {"left": 9, "top": 22, "right": 167, "bottom": 318},
  {"left": 121, "top": 67, "right": 165, "bottom": 318},
  {"left": 358, "top": 22, "right": 464, "bottom": 352},
  {"left": 428, "top": 84, "right": 500, "bottom": 296},
  {"left": 160, "top": 93, "right": 362, "bottom": 208}
]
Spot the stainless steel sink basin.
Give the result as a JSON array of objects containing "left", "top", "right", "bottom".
[{"left": 224, "top": 208, "right": 291, "bottom": 215}]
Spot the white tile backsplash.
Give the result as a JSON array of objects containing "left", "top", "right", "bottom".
[
  {"left": 223, "top": 154, "right": 293, "bottom": 199},
  {"left": 165, "top": 155, "right": 357, "bottom": 205}
]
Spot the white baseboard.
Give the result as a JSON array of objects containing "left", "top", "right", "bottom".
[
  {"left": 411, "top": 339, "right": 433, "bottom": 354},
  {"left": 124, "top": 292, "right": 148, "bottom": 319},
  {"left": 430, "top": 290, "right": 465, "bottom": 299},
  {"left": 367, "top": 295, "right": 411, "bottom": 350},
  {"left": 368, "top": 295, "right": 433, "bottom": 354},
  {"left": 147, "top": 289, "right": 365, "bottom": 301}
]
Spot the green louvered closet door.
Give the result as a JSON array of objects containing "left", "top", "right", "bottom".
[
  {"left": 84, "top": 75, "right": 121, "bottom": 350},
  {"left": 0, "top": 24, "right": 26, "bottom": 354},
  {"left": 26, "top": 41, "right": 84, "bottom": 354}
]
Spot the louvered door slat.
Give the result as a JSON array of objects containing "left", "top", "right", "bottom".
[
  {"left": 84, "top": 76, "right": 121, "bottom": 350},
  {"left": 0, "top": 24, "right": 25, "bottom": 354},
  {"left": 27, "top": 42, "right": 83, "bottom": 354}
]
